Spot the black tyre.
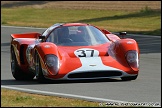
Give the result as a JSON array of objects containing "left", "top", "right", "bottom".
[
  {"left": 11, "top": 47, "right": 35, "bottom": 80},
  {"left": 35, "top": 52, "right": 48, "bottom": 83},
  {"left": 121, "top": 75, "right": 138, "bottom": 81}
]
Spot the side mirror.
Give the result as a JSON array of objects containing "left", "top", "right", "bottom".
[
  {"left": 119, "top": 32, "right": 127, "bottom": 39},
  {"left": 39, "top": 35, "right": 46, "bottom": 42}
]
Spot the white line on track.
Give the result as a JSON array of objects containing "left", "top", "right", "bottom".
[{"left": 1, "top": 85, "right": 128, "bottom": 103}]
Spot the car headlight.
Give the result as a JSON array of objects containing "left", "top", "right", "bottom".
[
  {"left": 126, "top": 50, "right": 139, "bottom": 71},
  {"left": 45, "top": 54, "right": 59, "bottom": 75}
]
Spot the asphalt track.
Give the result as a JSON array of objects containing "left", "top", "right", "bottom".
[{"left": 1, "top": 26, "right": 161, "bottom": 105}]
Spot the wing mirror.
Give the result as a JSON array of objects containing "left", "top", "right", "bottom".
[
  {"left": 39, "top": 35, "right": 46, "bottom": 42},
  {"left": 119, "top": 32, "right": 127, "bottom": 39}
]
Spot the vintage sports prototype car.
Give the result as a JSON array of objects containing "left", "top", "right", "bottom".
[{"left": 10, "top": 23, "right": 139, "bottom": 83}]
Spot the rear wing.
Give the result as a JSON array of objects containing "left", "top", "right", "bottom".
[{"left": 11, "top": 32, "right": 41, "bottom": 40}]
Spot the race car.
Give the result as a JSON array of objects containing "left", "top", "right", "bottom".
[{"left": 10, "top": 23, "right": 140, "bottom": 83}]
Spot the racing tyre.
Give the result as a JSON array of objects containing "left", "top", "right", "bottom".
[
  {"left": 11, "top": 47, "right": 35, "bottom": 80},
  {"left": 121, "top": 75, "right": 138, "bottom": 81},
  {"left": 35, "top": 52, "right": 48, "bottom": 83}
]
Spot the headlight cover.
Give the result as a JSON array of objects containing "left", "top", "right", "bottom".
[
  {"left": 126, "top": 50, "right": 139, "bottom": 71},
  {"left": 45, "top": 54, "right": 59, "bottom": 75}
]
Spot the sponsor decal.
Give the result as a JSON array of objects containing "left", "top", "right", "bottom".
[
  {"left": 44, "top": 45, "right": 50, "bottom": 48},
  {"left": 127, "top": 41, "right": 134, "bottom": 44}
]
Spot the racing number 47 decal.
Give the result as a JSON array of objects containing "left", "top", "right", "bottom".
[{"left": 74, "top": 48, "right": 99, "bottom": 57}]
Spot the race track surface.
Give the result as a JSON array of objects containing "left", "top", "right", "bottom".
[{"left": 1, "top": 26, "right": 161, "bottom": 105}]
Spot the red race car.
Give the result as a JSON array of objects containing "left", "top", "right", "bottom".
[{"left": 10, "top": 23, "right": 140, "bottom": 83}]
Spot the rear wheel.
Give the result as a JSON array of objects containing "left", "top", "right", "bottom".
[
  {"left": 121, "top": 75, "right": 138, "bottom": 81},
  {"left": 11, "top": 47, "right": 35, "bottom": 80},
  {"left": 35, "top": 52, "right": 48, "bottom": 83}
]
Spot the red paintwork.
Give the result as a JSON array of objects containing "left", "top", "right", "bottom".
[
  {"left": 63, "top": 23, "right": 88, "bottom": 26},
  {"left": 106, "top": 34, "right": 120, "bottom": 42},
  {"left": 11, "top": 32, "right": 41, "bottom": 39},
  {"left": 10, "top": 23, "right": 140, "bottom": 80}
]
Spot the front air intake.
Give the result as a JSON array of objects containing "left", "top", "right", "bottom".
[{"left": 68, "top": 71, "right": 122, "bottom": 78}]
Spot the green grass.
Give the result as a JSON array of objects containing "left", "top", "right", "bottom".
[
  {"left": 1, "top": 88, "right": 101, "bottom": 107},
  {"left": 1, "top": 7, "right": 161, "bottom": 36}
]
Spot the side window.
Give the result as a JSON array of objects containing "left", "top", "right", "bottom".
[
  {"left": 46, "top": 29, "right": 59, "bottom": 44},
  {"left": 46, "top": 32, "right": 54, "bottom": 42}
]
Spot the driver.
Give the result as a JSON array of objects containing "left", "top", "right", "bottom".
[{"left": 58, "top": 27, "right": 72, "bottom": 43}]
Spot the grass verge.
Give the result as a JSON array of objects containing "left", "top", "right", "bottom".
[
  {"left": 1, "top": 1, "right": 161, "bottom": 36},
  {"left": 1, "top": 88, "right": 100, "bottom": 107}
]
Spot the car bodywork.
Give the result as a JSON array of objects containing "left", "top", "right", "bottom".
[{"left": 10, "top": 23, "right": 140, "bottom": 83}]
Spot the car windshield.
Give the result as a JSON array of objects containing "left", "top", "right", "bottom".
[{"left": 46, "top": 25, "right": 110, "bottom": 46}]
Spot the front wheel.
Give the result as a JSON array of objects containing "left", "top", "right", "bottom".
[
  {"left": 121, "top": 75, "right": 138, "bottom": 81},
  {"left": 35, "top": 52, "right": 48, "bottom": 83}
]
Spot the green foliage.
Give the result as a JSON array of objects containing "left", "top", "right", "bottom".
[
  {"left": 16, "top": 96, "right": 32, "bottom": 101},
  {"left": 140, "top": 6, "right": 153, "bottom": 13},
  {"left": 1, "top": 21, "right": 7, "bottom": 24}
]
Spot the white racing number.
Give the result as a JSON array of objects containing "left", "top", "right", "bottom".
[{"left": 74, "top": 48, "right": 99, "bottom": 57}]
